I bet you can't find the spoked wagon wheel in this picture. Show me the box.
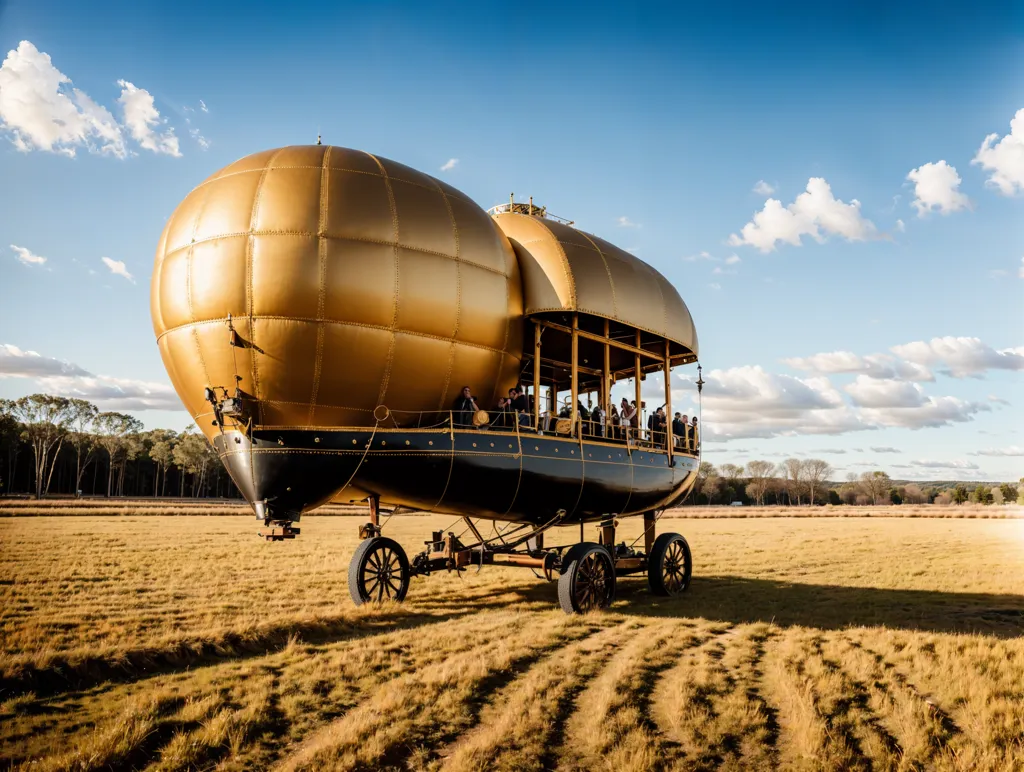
[647,532,692,596]
[558,543,616,614]
[348,537,410,606]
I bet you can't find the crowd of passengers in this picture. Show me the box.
[450,385,699,451]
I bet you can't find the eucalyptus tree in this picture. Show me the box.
[148,429,178,497]
[66,398,99,496]
[744,460,775,506]
[801,459,833,506]
[8,394,75,498]
[95,412,144,497]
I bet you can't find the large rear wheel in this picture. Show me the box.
[647,532,692,596]
[348,537,410,606]
[558,543,616,614]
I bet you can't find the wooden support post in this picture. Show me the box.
[600,518,616,548]
[571,312,579,436]
[533,320,541,431]
[603,319,611,438]
[368,494,379,528]
[634,330,642,442]
[643,511,656,555]
[664,338,673,462]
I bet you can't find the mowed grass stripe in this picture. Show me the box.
[275,612,613,772]
[431,619,640,771]
[556,620,714,771]
[4,607,556,770]
[650,623,779,771]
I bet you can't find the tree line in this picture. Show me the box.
[0,394,237,499]
[689,459,1022,506]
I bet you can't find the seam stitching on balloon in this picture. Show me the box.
[434,180,460,412]
[366,152,400,407]
[308,146,332,427]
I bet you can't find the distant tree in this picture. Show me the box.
[148,430,177,497]
[858,471,891,506]
[8,395,76,498]
[95,412,144,497]
[951,484,969,505]
[0,400,22,494]
[802,459,833,506]
[1018,478,1024,506]
[745,460,775,506]
[173,428,215,497]
[693,461,716,502]
[990,486,1004,505]
[933,492,952,506]
[66,399,99,496]
[828,489,842,505]
[998,483,1016,503]
[703,473,722,505]
[780,458,805,505]
[719,463,744,482]
[971,485,993,505]
[902,484,926,505]
[889,487,902,505]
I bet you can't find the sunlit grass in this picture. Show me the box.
[1,513,1022,770]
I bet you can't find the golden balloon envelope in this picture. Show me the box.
[151,146,524,439]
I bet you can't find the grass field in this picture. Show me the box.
[2,513,1023,770]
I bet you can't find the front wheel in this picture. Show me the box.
[647,532,692,596]
[558,543,616,614]
[348,537,410,606]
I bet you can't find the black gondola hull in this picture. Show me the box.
[215,428,698,525]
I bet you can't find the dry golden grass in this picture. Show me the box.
[4,498,1021,519]
[1,514,1023,770]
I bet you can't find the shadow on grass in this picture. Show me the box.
[603,575,1024,639]
[0,605,480,701]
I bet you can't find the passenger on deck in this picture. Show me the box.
[510,387,530,427]
[591,403,605,437]
[673,412,688,449]
[452,386,479,427]
[650,406,667,446]
[497,387,517,428]
[609,403,620,439]
[621,399,637,441]
[691,416,699,449]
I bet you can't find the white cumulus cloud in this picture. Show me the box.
[910,459,979,470]
[973,107,1024,195]
[752,180,775,196]
[0,344,91,378]
[117,80,180,156]
[440,158,458,171]
[970,446,1024,457]
[906,160,970,216]
[724,254,741,265]
[101,256,134,283]
[890,336,1024,378]
[10,244,47,266]
[728,177,877,252]
[695,366,867,441]
[0,343,179,410]
[845,376,928,408]
[858,396,988,430]
[783,351,933,381]
[0,40,126,157]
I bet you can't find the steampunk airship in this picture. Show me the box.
[151,145,701,613]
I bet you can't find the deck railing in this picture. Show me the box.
[370,408,699,454]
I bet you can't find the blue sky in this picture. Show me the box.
[0,0,1021,481]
